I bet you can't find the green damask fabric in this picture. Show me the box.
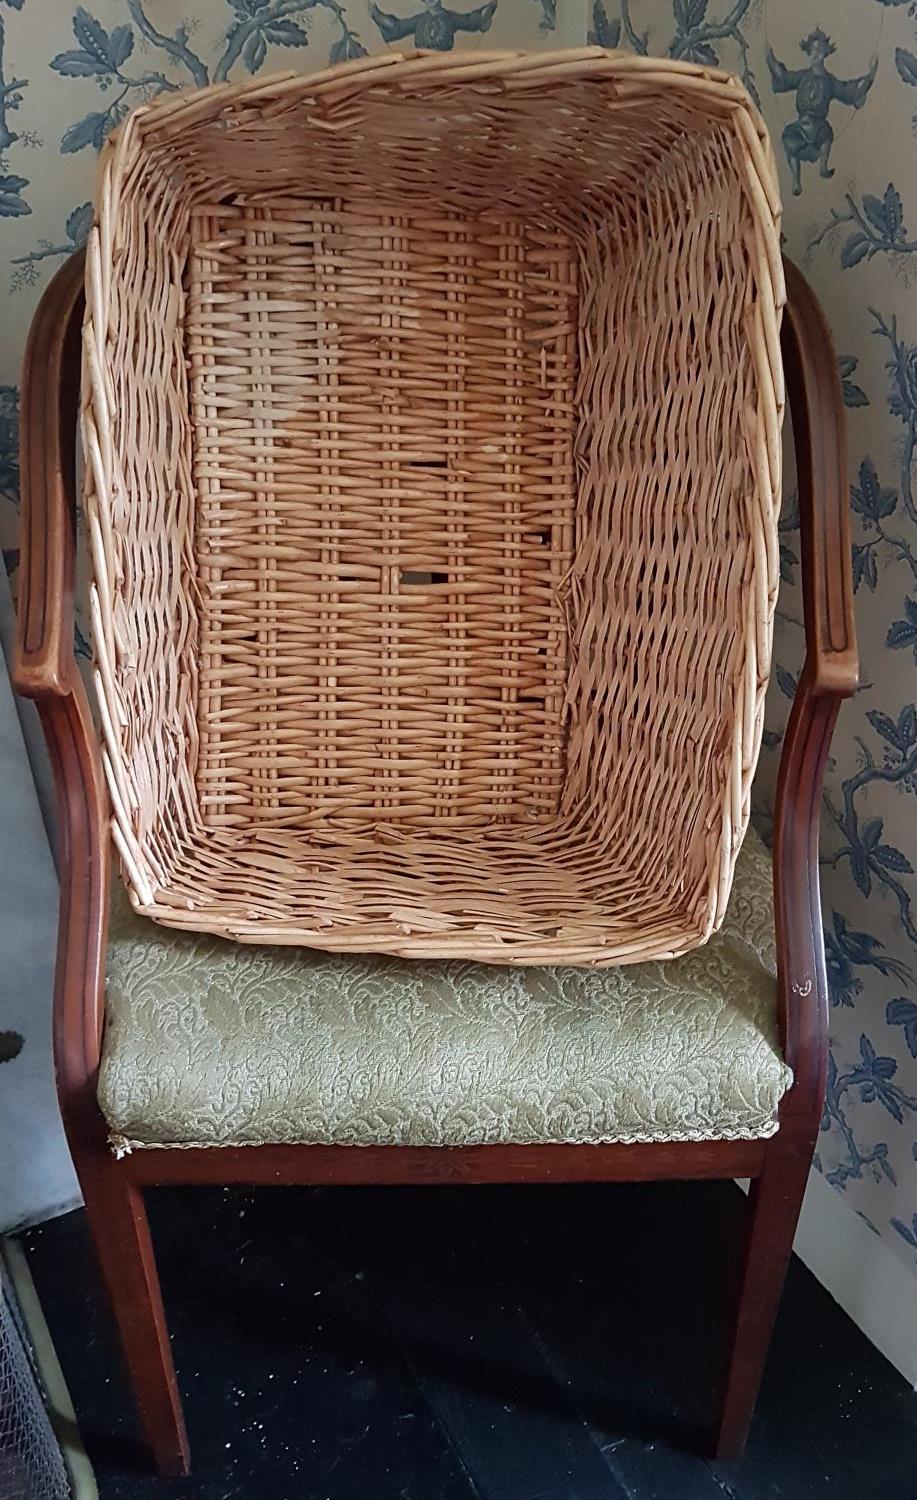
[98,831,791,1150]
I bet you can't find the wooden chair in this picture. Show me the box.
[14,248,856,1478]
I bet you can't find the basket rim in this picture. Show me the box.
[100,46,775,179]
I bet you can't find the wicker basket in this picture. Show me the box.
[83,47,783,964]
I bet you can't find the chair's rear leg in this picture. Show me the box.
[81,1161,190,1476]
[714,1132,813,1461]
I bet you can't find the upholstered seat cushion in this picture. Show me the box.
[98,831,791,1151]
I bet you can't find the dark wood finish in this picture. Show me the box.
[14,253,857,1476]
[714,261,859,1461]
[780,259,858,698]
[16,250,86,700]
[776,262,858,1107]
[13,249,109,1145]
[715,1128,816,1460]
[123,1139,768,1187]
[79,1165,189,1475]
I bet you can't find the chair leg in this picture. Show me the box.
[714,1133,813,1461]
[81,1161,190,1476]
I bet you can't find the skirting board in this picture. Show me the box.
[740,1170,917,1387]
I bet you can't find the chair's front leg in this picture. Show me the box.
[80,1154,189,1477]
[714,1125,814,1460]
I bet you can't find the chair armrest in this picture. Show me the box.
[14,250,85,701]
[774,258,859,1121]
[780,257,858,700]
[12,249,109,1143]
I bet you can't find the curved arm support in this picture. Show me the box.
[775,258,858,1123]
[12,250,109,1145]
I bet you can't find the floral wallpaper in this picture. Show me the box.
[0,1,915,1281]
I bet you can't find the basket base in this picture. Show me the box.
[185,197,579,834]
[129,819,714,966]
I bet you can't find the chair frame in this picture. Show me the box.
[14,249,857,1477]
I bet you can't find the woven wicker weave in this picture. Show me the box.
[83,47,784,964]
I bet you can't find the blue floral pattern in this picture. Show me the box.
[0,0,915,1285]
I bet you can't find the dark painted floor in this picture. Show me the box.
[21,1181,917,1500]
